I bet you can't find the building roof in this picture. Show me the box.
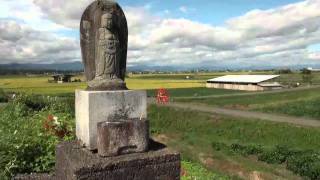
[207,75,280,84]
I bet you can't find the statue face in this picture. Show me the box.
[101,14,113,29]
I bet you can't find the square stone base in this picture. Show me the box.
[75,90,147,150]
[97,120,149,157]
[55,140,180,180]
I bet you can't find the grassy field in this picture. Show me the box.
[149,105,320,179]
[0,75,245,98]
[278,72,320,85]
[255,98,320,119]
[2,73,320,120]
[1,72,320,95]
[147,87,244,98]
[2,94,319,179]
[0,75,202,94]
[1,72,320,179]
[0,94,231,179]
[177,86,320,119]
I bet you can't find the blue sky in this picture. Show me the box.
[0,0,319,69]
[118,0,303,25]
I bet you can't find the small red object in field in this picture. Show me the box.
[43,115,54,131]
[156,88,170,104]
[43,114,69,139]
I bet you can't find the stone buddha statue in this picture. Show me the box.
[80,1,128,91]
[95,13,121,81]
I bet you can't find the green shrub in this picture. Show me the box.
[0,89,8,103]
[211,142,320,179]
[0,94,75,178]
[212,142,263,156]
[258,145,293,164]
[211,142,228,151]
[287,151,320,180]
[230,143,263,156]
[13,94,74,113]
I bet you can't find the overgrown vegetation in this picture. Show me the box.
[1,92,320,179]
[301,68,315,85]
[0,94,75,179]
[0,95,225,179]
[0,88,8,103]
[212,143,320,179]
[149,105,320,179]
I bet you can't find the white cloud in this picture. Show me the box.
[1,0,320,68]
[227,0,320,39]
[178,6,196,14]
[122,0,320,67]
[309,52,320,60]
[179,6,188,13]
[33,0,92,29]
[0,0,67,31]
[0,19,79,64]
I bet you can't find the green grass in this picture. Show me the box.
[2,94,319,179]
[256,97,320,119]
[181,161,229,180]
[0,94,231,179]
[147,87,244,98]
[0,95,75,179]
[278,72,320,85]
[149,105,320,178]
[0,75,86,95]
[2,72,320,97]
[176,86,320,119]
[0,75,245,98]
[0,89,8,103]
[149,105,320,150]
[177,86,320,109]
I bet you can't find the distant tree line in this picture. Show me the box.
[275,69,293,74]
[0,68,83,75]
[301,68,314,85]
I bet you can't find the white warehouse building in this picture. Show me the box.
[206,75,283,91]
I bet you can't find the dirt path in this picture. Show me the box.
[156,102,320,128]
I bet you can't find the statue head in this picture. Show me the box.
[101,13,113,29]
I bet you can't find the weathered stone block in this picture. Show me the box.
[55,141,181,180]
[97,119,149,157]
[75,90,147,150]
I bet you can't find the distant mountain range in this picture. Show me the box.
[0,62,84,71]
[0,62,320,72]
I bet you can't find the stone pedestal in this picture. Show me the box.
[75,90,147,150]
[97,120,149,157]
[55,141,181,180]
